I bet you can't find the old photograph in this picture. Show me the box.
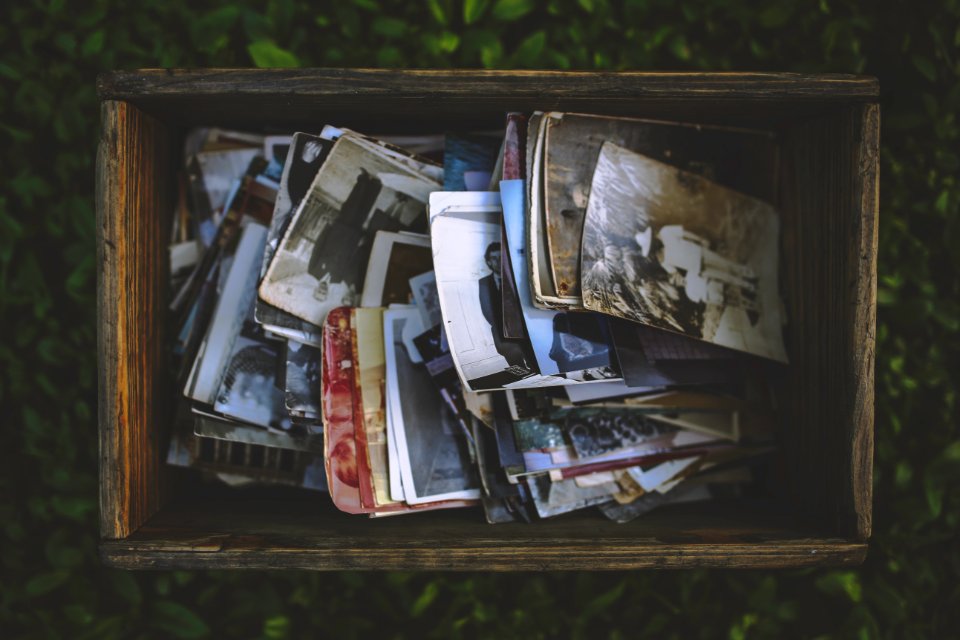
[284,340,322,418]
[409,270,442,329]
[184,222,268,406]
[429,194,543,391]
[384,307,481,504]
[353,307,395,508]
[580,142,789,362]
[359,231,432,307]
[559,408,680,459]
[542,112,778,299]
[193,409,323,453]
[213,329,288,431]
[255,132,334,343]
[259,135,440,327]
[501,179,620,378]
[610,319,745,389]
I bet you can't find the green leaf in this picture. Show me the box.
[427,0,449,24]
[263,615,290,639]
[411,582,439,617]
[151,601,210,639]
[912,54,937,82]
[81,30,105,56]
[463,0,490,24]
[669,34,692,61]
[26,570,70,597]
[815,571,862,602]
[512,30,545,65]
[492,0,534,21]
[247,41,300,68]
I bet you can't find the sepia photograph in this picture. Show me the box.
[260,135,440,327]
[384,307,481,504]
[581,142,788,362]
[542,112,778,299]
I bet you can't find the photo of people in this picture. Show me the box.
[259,134,440,327]
[580,142,788,362]
[430,203,545,391]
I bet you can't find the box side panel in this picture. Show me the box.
[97,100,173,539]
[779,104,878,541]
[99,497,867,570]
[95,70,879,131]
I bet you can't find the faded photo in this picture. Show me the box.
[431,209,540,391]
[213,289,291,431]
[255,132,334,339]
[409,270,442,329]
[359,231,432,307]
[284,340,322,417]
[385,309,481,503]
[259,135,440,327]
[542,112,778,298]
[559,409,677,459]
[580,142,788,362]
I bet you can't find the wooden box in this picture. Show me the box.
[97,69,878,570]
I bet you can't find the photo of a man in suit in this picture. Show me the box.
[478,242,530,370]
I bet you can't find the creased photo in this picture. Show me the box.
[580,143,788,362]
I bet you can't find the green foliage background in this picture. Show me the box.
[1,0,958,637]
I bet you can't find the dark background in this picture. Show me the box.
[1,0,958,637]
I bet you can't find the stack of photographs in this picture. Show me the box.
[164,112,790,523]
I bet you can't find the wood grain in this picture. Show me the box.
[778,104,878,541]
[99,495,867,570]
[96,70,878,567]
[95,70,879,131]
[98,69,879,101]
[97,100,173,539]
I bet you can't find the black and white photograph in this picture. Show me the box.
[525,474,618,519]
[284,340,322,418]
[580,142,789,362]
[359,231,432,307]
[184,221,268,406]
[429,193,546,391]
[254,132,334,343]
[384,307,481,504]
[541,112,778,299]
[501,179,621,380]
[259,134,440,327]
[409,270,442,329]
[213,329,289,431]
[193,410,323,453]
[560,409,679,459]
[609,319,745,389]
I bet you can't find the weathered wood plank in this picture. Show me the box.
[98,496,867,570]
[97,100,173,539]
[846,103,879,540]
[778,103,878,541]
[96,70,877,567]
[100,540,867,570]
[98,69,879,101]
